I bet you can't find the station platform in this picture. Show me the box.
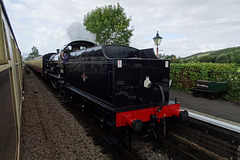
[169,90,240,124]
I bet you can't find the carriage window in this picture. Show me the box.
[3,21,10,61]
[0,19,7,64]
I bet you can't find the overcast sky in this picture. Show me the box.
[4,0,240,58]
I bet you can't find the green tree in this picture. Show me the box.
[164,54,179,62]
[192,56,199,62]
[83,3,133,45]
[198,55,215,63]
[216,54,229,63]
[235,54,240,63]
[25,46,40,60]
[158,53,166,59]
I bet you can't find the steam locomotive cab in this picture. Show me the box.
[43,41,96,89]
[49,53,62,74]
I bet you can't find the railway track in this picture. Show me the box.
[159,111,240,160]
[51,93,240,159]
[105,112,240,160]
[60,97,240,159]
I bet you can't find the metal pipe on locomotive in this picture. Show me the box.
[26,40,188,137]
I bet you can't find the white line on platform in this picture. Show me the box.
[181,108,240,133]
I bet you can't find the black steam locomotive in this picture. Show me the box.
[26,40,188,137]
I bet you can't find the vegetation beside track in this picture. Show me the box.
[170,62,240,102]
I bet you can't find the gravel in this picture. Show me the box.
[20,67,112,160]
[132,138,169,160]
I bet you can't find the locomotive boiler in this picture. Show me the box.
[26,40,188,136]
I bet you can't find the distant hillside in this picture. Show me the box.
[181,46,240,63]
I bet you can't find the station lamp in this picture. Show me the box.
[153,31,162,57]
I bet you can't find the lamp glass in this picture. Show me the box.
[153,32,162,46]
[154,38,162,46]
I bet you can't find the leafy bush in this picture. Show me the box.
[170,62,240,102]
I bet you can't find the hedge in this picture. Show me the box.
[170,62,240,102]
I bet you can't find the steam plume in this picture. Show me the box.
[67,22,96,43]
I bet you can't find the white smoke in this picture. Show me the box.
[67,22,96,43]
